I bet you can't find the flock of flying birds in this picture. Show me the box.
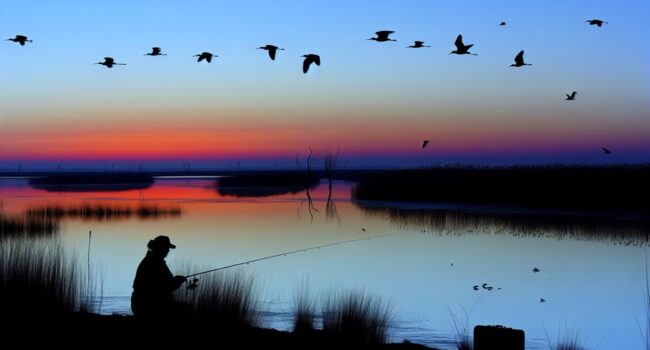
[5,18,613,154]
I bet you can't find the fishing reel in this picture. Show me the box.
[186,277,200,291]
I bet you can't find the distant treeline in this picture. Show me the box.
[29,173,154,192]
[351,164,650,214]
[217,171,320,197]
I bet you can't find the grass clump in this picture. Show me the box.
[176,267,261,329]
[321,288,393,344]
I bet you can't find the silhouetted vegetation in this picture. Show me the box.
[175,268,261,328]
[546,327,587,350]
[293,278,318,334]
[25,204,182,221]
[357,205,650,246]
[449,308,472,350]
[352,165,650,214]
[0,236,100,318]
[29,173,154,192]
[322,289,393,344]
[217,171,319,197]
[0,213,60,237]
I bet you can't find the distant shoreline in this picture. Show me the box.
[2,164,648,214]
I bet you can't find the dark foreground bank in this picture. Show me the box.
[7,312,435,349]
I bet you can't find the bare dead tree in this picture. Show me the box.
[295,146,318,223]
[324,148,339,192]
[324,148,340,224]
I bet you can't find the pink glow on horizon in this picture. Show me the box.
[1,115,649,162]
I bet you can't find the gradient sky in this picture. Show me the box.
[1,0,649,169]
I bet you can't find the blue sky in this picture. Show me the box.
[1,0,649,169]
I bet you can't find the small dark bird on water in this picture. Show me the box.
[540,298,546,303]
[565,91,577,100]
[450,35,477,55]
[602,147,612,154]
[361,228,366,232]
[533,267,540,273]
[145,47,166,56]
[368,31,396,42]
[194,52,217,63]
[302,54,320,74]
[5,35,32,46]
[500,21,507,26]
[407,41,430,48]
[422,140,430,149]
[94,57,126,68]
[258,44,284,61]
[510,50,531,67]
[586,19,608,27]
[473,285,479,291]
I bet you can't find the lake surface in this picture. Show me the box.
[0,177,647,349]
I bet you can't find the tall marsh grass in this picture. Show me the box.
[0,236,101,317]
[175,266,261,328]
[546,326,587,350]
[449,307,472,350]
[293,277,317,333]
[321,288,393,344]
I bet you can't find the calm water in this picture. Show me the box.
[0,177,648,349]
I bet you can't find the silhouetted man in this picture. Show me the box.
[131,235,189,319]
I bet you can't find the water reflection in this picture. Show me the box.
[0,213,60,237]
[355,202,650,246]
[1,204,182,237]
[25,204,182,221]
[1,178,647,349]
[216,173,319,198]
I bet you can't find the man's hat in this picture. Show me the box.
[149,235,176,249]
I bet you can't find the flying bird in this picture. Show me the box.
[586,19,608,27]
[258,44,284,61]
[602,147,612,154]
[500,21,507,26]
[194,52,217,63]
[302,54,320,74]
[421,140,430,149]
[145,47,166,56]
[5,35,32,46]
[565,91,577,100]
[368,31,396,42]
[450,35,477,55]
[510,50,531,67]
[407,41,430,48]
[533,267,540,273]
[94,57,126,68]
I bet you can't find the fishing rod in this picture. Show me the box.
[184,232,403,279]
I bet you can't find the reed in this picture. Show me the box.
[321,288,393,344]
[176,266,261,328]
[293,277,317,333]
[0,236,101,317]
